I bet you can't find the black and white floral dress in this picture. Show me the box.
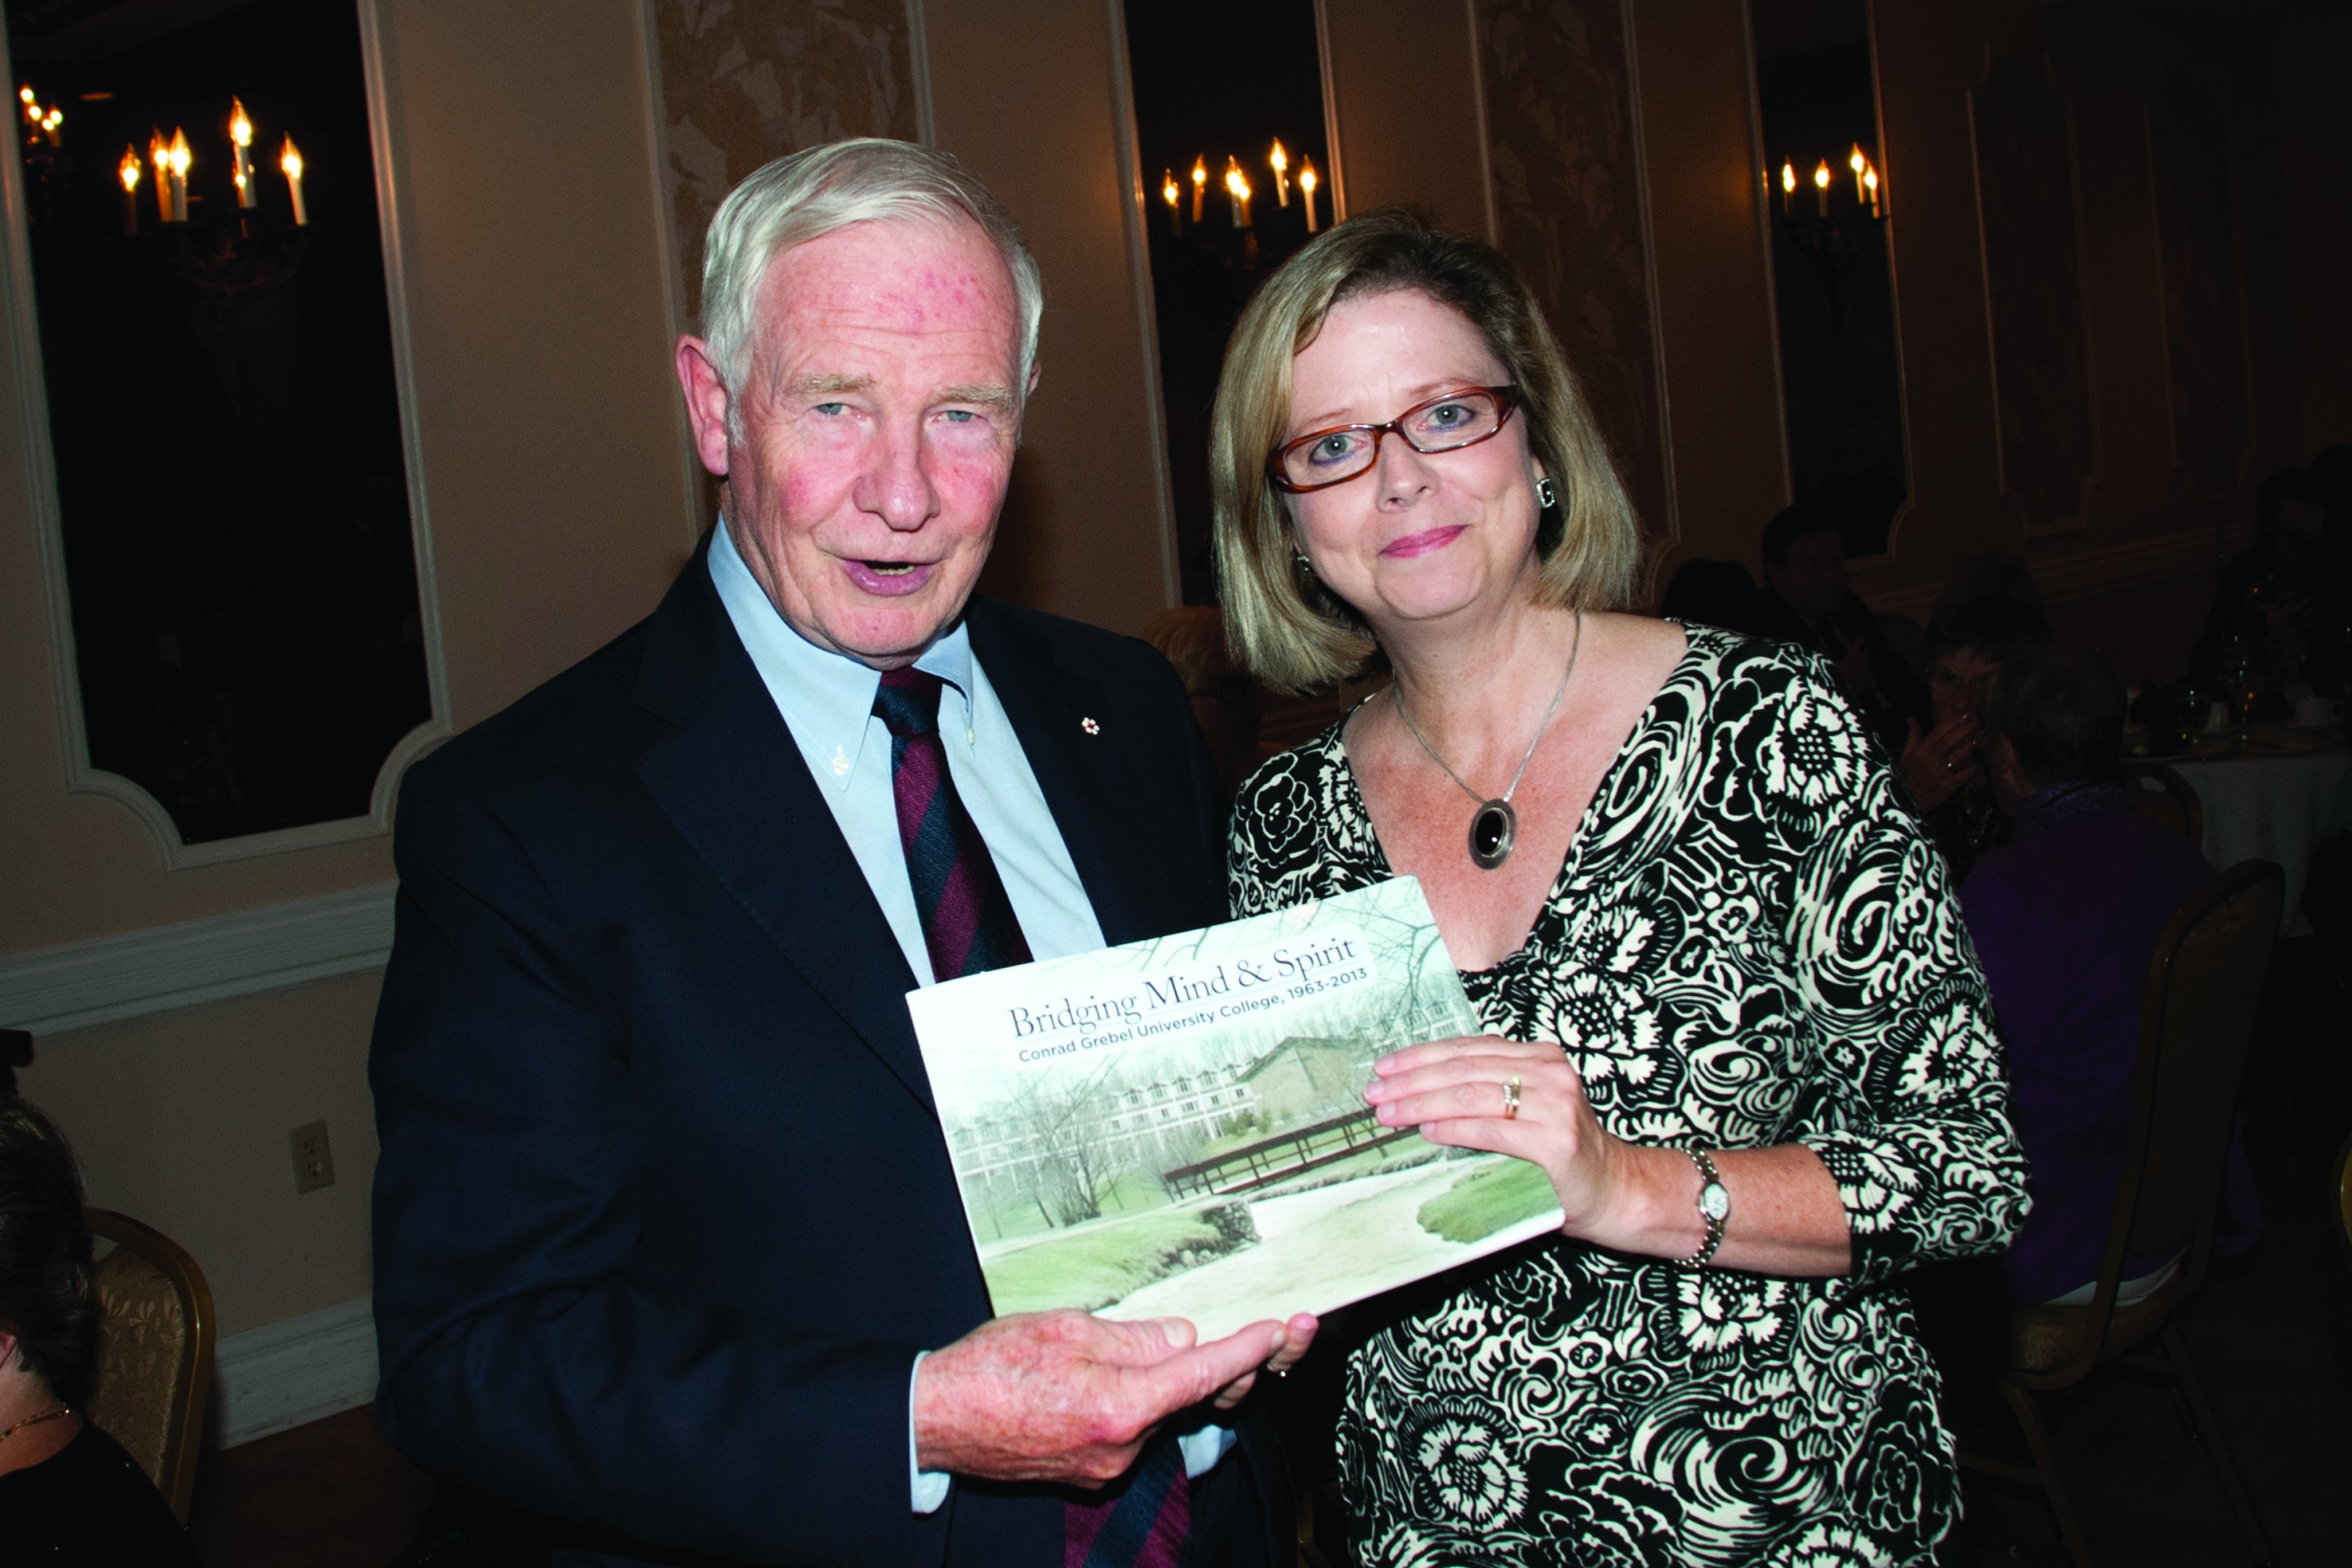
[1228,628,2029,1567]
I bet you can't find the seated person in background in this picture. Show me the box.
[1959,647,2213,1305]
[2190,448,2352,706]
[1656,556,1762,635]
[1750,502,1927,753]
[0,1097,198,1566]
[1897,594,2053,882]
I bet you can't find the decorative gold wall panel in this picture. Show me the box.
[2148,69,2251,495]
[652,0,920,321]
[1475,0,1669,540]
[1969,53,2098,535]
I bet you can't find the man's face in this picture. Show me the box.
[678,215,1028,669]
[1766,528,1848,620]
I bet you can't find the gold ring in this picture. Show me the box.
[1501,1075,1523,1120]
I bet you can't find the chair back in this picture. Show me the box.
[83,1208,215,1523]
[2335,1133,2352,1268]
[2122,761,2203,855]
[2095,862,2280,1321]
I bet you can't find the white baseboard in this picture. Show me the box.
[0,881,397,1037]
[209,1294,378,1449]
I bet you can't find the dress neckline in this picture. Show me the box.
[1329,622,1708,977]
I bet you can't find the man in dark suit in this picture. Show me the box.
[369,140,1311,1568]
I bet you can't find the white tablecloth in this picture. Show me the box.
[2170,749,2352,934]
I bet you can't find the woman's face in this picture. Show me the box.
[1929,645,1999,726]
[1283,289,1546,636]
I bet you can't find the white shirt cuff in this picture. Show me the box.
[909,1352,1231,1512]
[909,1351,950,1514]
[1178,1423,1236,1479]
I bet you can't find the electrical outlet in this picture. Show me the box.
[289,1120,335,1193]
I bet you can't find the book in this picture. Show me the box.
[906,877,1565,1341]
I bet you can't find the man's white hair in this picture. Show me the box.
[699,138,1044,432]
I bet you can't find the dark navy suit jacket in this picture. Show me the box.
[368,538,1239,1566]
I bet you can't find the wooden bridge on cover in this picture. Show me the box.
[1161,1109,1413,1200]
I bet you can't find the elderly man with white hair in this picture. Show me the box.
[368,140,1312,1568]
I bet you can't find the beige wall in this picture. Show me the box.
[1627,0,1787,572]
[21,973,384,1338]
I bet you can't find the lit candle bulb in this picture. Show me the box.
[119,146,141,235]
[149,131,170,223]
[19,85,37,126]
[280,135,307,225]
[1864,164,1880,217]
[42,106,61,147]
[1299,158,1319,233]
[230,98,256,209]
[1189,157,1206,225]
[1269,138,1290,208]
[1780,160,1795,216]
[1813,159,1831,218]
[167,127,191,222]
[1161,168,1182,235]
[1849,143,1867,203]
[1225,158,1250,227]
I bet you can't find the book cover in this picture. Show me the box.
[906,877,1565,1340]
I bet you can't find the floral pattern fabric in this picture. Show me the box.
[1228,628,2029,1566]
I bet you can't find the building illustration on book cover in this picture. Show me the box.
[907,878,1566,1340]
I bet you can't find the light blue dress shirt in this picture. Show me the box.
[707,521,1233,1512]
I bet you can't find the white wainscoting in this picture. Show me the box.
[210,1295,379,1449]
[0,881,397,1037]
[1861,523,2223,625]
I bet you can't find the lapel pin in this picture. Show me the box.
[829,746,851,777]
[1081,717,1101,735]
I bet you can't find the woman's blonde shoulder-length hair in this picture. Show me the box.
[1211,208,1643,692]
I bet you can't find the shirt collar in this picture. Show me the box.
[708,516,973,790]
[2011,778,2129,841]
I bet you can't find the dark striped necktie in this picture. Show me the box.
[1066,1434,1190,1568]
[873,668,1033,981]
[872,670,1189,1566]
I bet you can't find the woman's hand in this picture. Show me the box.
[1367,1036,1855,1274]
[1898,713,1984,811]
[1366,1036,1632,1239]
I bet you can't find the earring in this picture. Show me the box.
[1536,476,1559,510]
[1294,550,1314,573]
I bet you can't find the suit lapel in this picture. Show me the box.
[967,601,1144,946]
[633,547,936,1113]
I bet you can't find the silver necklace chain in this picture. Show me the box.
[1392,612,1583,811]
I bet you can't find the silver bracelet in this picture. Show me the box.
[1688,1149,1729,1267]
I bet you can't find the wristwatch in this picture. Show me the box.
[1688,1149,1730,1266]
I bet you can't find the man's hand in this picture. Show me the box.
[913,1309,1316,1486]
[1899,713,1983,811]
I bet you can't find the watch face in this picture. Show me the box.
[1700,1182,1731,1222]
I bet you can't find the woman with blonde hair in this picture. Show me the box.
[1215,209,2027,1565]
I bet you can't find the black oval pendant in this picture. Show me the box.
[1469,800,1516,870]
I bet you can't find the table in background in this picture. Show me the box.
[2169,728,2352,934]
